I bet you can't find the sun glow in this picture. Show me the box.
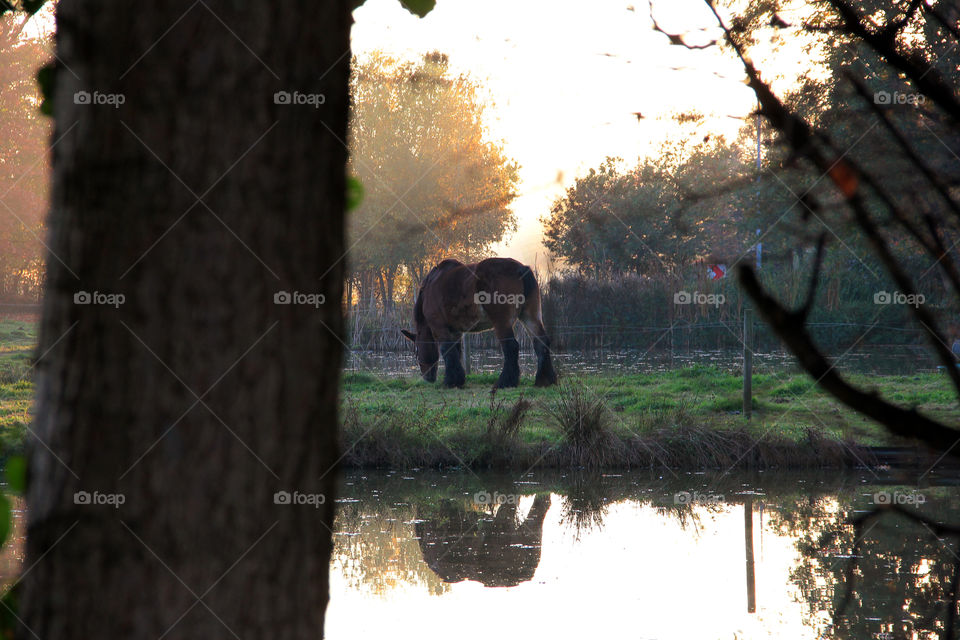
[350,0,824,266]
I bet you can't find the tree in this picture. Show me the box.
[0,8,52,300]
[347,51,519,310]
[19,1,351,638]
[678,0,960,632]
[541,138,756,280]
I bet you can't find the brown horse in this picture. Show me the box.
[401,257,557,388]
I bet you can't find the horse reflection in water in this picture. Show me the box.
[415,494,551,587]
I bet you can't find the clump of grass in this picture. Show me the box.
[651,423,746,468]
[637,393,699,432]
[547,380,623,468]
[340,396,477,468]
[485,394,531,446]
[0,354,32,385]
[471,394,534,467]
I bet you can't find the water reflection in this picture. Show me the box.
[416,494,551,587]
[328,470,960,640]
[769,484,960,640]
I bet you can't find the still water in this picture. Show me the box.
[327,469,960,640]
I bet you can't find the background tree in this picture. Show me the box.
[347,51,519,310]
[659,0,960,632]
[0,7,51,301]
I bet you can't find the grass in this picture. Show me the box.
[0,317,38,453]
[0,315,956,468]
[341,364,960,469]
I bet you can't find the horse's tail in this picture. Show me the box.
[520,264,539,301]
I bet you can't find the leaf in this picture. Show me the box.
[5,457,25,495]
[0,496,11,549]
[399,0,435,18]
[0,584,18,639]
[346,176,364,212]
[827,159,858,198]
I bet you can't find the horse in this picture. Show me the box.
[401,257,558,388]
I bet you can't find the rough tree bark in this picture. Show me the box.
[21,1,351,638]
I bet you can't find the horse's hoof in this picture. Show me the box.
[443,375,466,389]
[534,374,557,387]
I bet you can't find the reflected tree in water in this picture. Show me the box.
[770,490,960,638]
[334,501,450,597]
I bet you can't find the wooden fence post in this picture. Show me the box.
[743,308,753,419]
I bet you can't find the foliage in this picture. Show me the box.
[347,51,520,309]
[0,9,51,301]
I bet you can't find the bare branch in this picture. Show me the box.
[740,263,960,453]
[648,0,716,50]
[829,0,960,127]
[704,0,960,407]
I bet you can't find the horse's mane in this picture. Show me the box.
[413,284,426,327]
[414,259,463,329]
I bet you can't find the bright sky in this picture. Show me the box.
[326,496,828,639]
[21,0,816,268]
[350,0,780,268]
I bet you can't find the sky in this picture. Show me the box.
[19,0,814,269]
[326,496,826,639]
[350,0,784,268]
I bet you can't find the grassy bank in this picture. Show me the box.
[0,315,955,470]
[341,367,960,470]
[0,318,36,454]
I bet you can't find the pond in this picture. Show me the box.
[327,468,960,640]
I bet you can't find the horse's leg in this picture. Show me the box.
[438,333,466,388]
[521,316,557,387]
[495,324,521,389]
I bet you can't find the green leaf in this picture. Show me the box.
[0,495,11,549]
[0,584,18,638]
[399,0,435,18]
[346,176,364,212]
[36,63,55,117]
[5,457,25,495]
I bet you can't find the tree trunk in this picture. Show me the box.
[22,2,351,638]
[384,265,396,313]
[376,269,388,312]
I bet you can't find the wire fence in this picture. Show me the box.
[344,313,935,378]
[348,314,929,354]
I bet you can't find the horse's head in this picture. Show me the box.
[401,328,439,382]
